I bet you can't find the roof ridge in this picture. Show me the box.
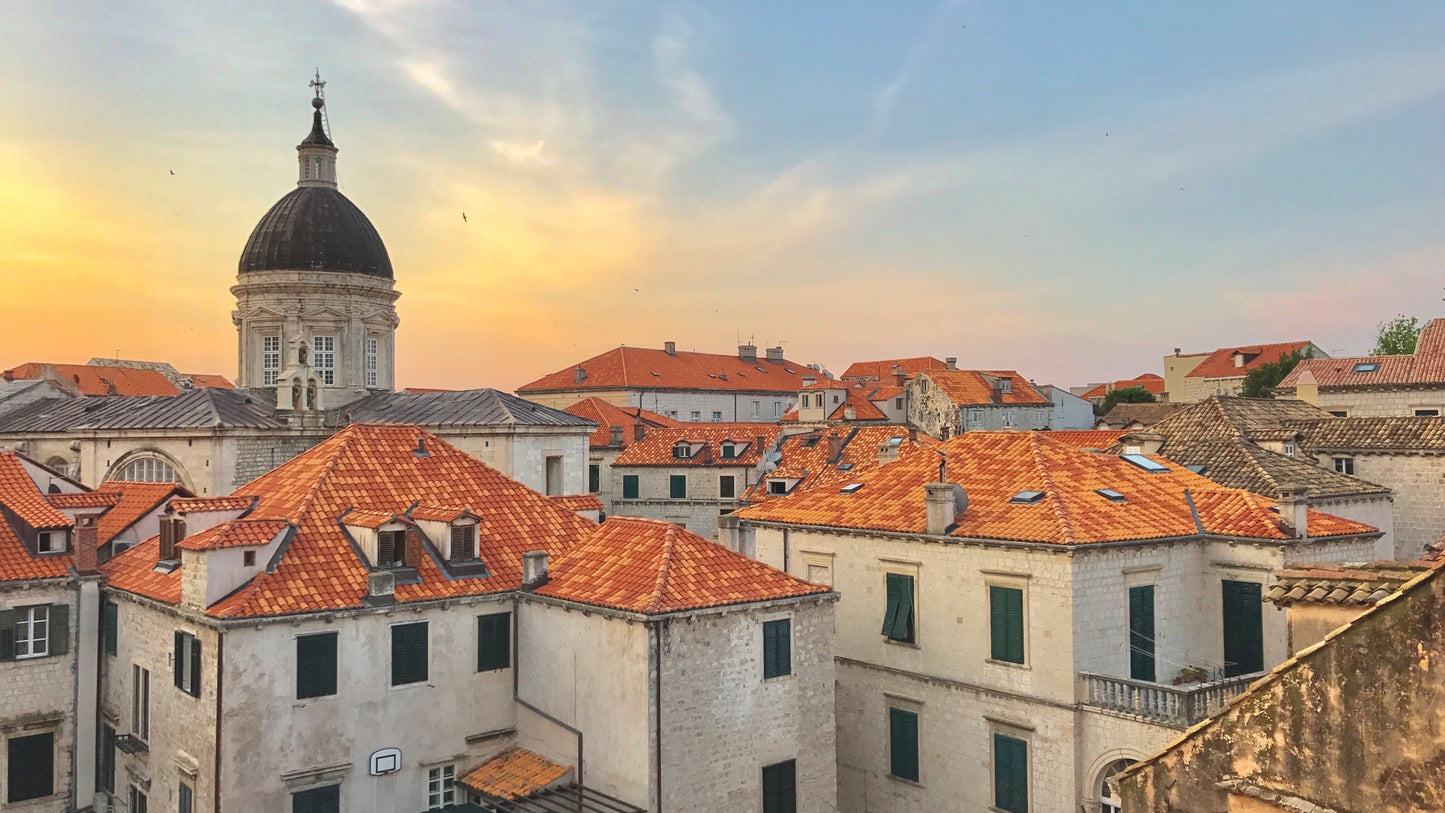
[1029,434,1077,544]
[645,522,680,613]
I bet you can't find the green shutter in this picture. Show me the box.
[588,465,600,493]
[103,601,118,656]
[292,784,340,813]
[762,760,796,813]
[391,622,428,686]
[99,723,116,793]
[174,631,185,690]
[0,608,15,661]
[889,707,919,781]
[763,619,790,679]
[882,573,914,642]
[297,632,338,699]
[1222,580,1263,677]
[7,731,54,802]
[48,603,69,657]
[477,613,511,672]
[178,783,193,813]
[993,733,1028,812]
[990,586,1025,663]
[1129,585,1156,682]
[670,474,687,499]
[190,635,202,696]
[623,475,639,499]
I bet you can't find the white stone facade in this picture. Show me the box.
[609,464,761,539]
[1286,387,1445,417]
[907,378,1053,438]
[1311,450,1445,559]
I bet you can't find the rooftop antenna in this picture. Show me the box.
[309,68,331,140]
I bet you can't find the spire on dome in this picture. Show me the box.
[302,69,334,148]
[297,71,338,188]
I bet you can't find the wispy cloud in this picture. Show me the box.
[873,0,967,133]
[489,139,552,165]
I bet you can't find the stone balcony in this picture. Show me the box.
[1078,671,1265,728]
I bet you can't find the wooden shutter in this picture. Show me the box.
[990,586,1024,663]
[292,785,340,813]
[993,733,1028,813]
[763,619,791,679]
[296,633,338,699]
[623,475,639,499]
[391,622,428,686]
[888,707,919,781]
[1222,580,1264,677]
[450,525,475,561]
[189,634,202,696]
[670,475,687,499]
[6,731,54,803]
[103,600,118,656]
[1129,585,1156,682]
[174,631,185,690]
[477,613,511,672]
[48,603,69,657]
[762,760,796,813]
[0,608,15,661]
[178,783,193,813]
[99,723,116,793]
[883,573,913,640]
[377,532,395,568]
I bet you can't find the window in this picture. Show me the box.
[1002,410,1015,427]
[999,379,1012,393]
[801,395,810,408]
[291,784,339,813]
[968,409,982,422]
[365,337,379,388]
[832,395,840,405]
[993,733,1029,812]
[1329,410,1348,417]
[622,475,639,499]
[131,665,150,741]
[1097,758,1135,813]
[881,573,915,644]
[313,336,336,385]
[672,443,693,460]
[36,530,64,554]
[690,411,701,421]
[117,456,180,483]
[1129,585,1156,682]
[1009,491,1045,505]
[1352,362,1380,373]
[179,781,194,813]
[719,475,736,499]
[721,443,736,459]
[450,524,476,560]
[1282,442,1296,457]
[244,550,257,567]
[427,765,456,809]
[99,723,116,793]
[989,585,1025,664]
[1333,457,1354,475]
[774,401,782,418]
[263,335,281,386]
[712,411,723,422]
[1416,409,1440,417]
[1095,489,1126,503]
[1222,580,1263,677]
[1121,453,1169,473]
[477,612,511,672]
[174,630,202,697]
[761,760,796,813]
[888,707,919,782]
[588,465,600,493]
[895,397,904,410]
[377,530,407,569]
[670,474,687,499]
[129,784,149,813]
[763,619,791,679]
[768,480,788,496]
[7,731,53,802]
[297,632,338,699]
[545,456,563,496]
[15,605,50,659]
[391,622,428,686]
[752,400,760,418]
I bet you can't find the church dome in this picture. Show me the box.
[238,186,393,278]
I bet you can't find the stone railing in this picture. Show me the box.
[1078,671,1264,728]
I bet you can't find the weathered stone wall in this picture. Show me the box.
[1119,567,1445,813]
[609,464,760,539]
[905,375,961,438]
[232,433,327,486]
[0,580,78,813]
[1292,387,1445,418]
[1317,452,1445,559]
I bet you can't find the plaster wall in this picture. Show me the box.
[434,428,590,497]
[1307,494,1394,560]
[521,389,795,422]
[1163,353,1212,402]
[0,580,80,813]
[1049,387,1096,430]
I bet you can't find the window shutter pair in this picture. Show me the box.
[881,574,914,642]
[670,475,687,499]
[292,784,340,813]
[1222,580,1264,677]
[450,525,475,561]
[103,601,119,656]
[761,760,796,813]
[989,586,1025,663]
[476,613,511,672]
[296,632,338,699]
[391,622,429,686]
[173,631,201,696]
[993,733,1028,813]
[763,619,791,679]
[888,707,919,781]
[0,605,67,661]
[622,475,639,499]
[1129,585,1156,682]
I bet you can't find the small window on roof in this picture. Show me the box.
[768,480,789,495]
[1009,490,1045,504]
[1095,489,1127,503]
[1122,454,1169,473]
[673,443,693,459]
[1185,464,1209,475]
[837,462,855,471]
[840,483,865,494]
[801,436,820,449]
[1352,362,1380,373]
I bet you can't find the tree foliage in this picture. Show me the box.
[1373,315,1421,356]
[1097,385,1156,417]
[1240,349,1311,398]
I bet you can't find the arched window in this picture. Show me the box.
[314,157,323,178]
[44,457,71,478]
[1098,758,1136,813]
[116,456,181,484]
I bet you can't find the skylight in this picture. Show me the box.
[1352,362,1380,373]
[840,483,865,494]
[755,366,768,373]
[1122,454,1169,473]
[1185,464,1209,475]
[1095,488,1127,503]
[837,462,855,471]
[1009,490,1046,504]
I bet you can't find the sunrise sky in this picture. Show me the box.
[3,1,1444,390]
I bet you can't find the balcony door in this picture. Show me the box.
[1222,580,1263,677]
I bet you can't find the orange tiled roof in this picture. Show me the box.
[460,747,571,801]
[0,453,74,582]
[1280,322,1445,389]
[409,505,473,522]
[536,517,830,613]
[518,346,813,394]
[104,424,597,618]
[548,494,604,512]
[47,491,120,509]
[1080,375,1165,400]
[96,482,193,545]
[1184,341,1313,379]
[612,424,782,467]
[2,363,180,396]
[841,357,948,381]
[177,519,292,551]
[563,397,677,449]
[183,373,236,389]
[923,370,1049,406]
[734,431,1376,545]
[1044,430,1128,450]
[340,509,414,529]
[745,426,936,503]
[170,495,255,514]
[827,386,890,421]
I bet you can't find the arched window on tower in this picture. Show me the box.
[315,157,323,179]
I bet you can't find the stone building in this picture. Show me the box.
[563,397,677,507]
[96,423,834,813]
[1036,385,1096,430]
[726,431,1381,813]
[1163,341,1324,403]
[792,378,907,425]
[608,423,783,539]
[1277,317,1445,416]
[1119,560,1445,812]
[906,370,1052,438]
[742,425,936,506]
[517,342,810,422]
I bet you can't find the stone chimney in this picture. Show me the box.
[739,344,758,363]
[843,406,856,421]
[827,434,844,464]
[1295,369,1319,405]
[523,550,549,587]
[74,513,99,575]
[403,526,424,568]
[755,435,767,457]
[925,482,967,536]
[990,378,1005,405]
[1278,484,1309,540]
[610,426,624,446]
[717,513,742,553]
[766,346,785,363]
[664,341,677,356]
[1233,351,1246,368]
[878,440,900,466]
[946,357,957,370]
[574,367,587,383]
[634,422,647,443]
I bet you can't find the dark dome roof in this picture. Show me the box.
[239,186,392,278]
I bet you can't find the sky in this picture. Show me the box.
[2,1,1444,390]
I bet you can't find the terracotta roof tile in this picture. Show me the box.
[95,482,193,545]
[0,453,71,529]
[519,346,812,394]
[734,432,1377,544]
[0,452,74,582]
[921,370,1049,406]
[1293,416,1445,450]
[100,536,180,603]
[182,373,236,389]
[1044,430,1128,450]
[1081,375,1165,400]
[745,426,936,503]
[1184,341,1314,379]
[536,517,830,613]
[170,495,255,514]
[563,397,677,449]
[46,491,120,509]
[460,747,571,800]
[176,519,292,551]
[826,386,891,421]
[2,363,180,396]
[409,505,472,522]
[339,509,414,529]
[841,357,948,381]
[547,494,604,512]
[612,424,781,467]
[1280,319,1445,389]
[1263,560,1439,607]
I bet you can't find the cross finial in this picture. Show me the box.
[309,68,326,100]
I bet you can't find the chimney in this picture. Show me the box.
[802,374,817,386]
[739,344,758,363]
[634,422,647,443]
[574,367,587,383]
[717,513,742,553]
[74,513,99,575]
[1173,347,1182,355]
[610,426,624,446]
[878,440,900,466]
[403,526,424,568]
[664,341,677,356]
[1278,484,1309,540]
[755,435,766,457]
[843,406,857,421]
[925,482,967,536]
[990,379,1004,405]
[827,434,844,464]
[1295,369,1319,405]
[523,550,549,587]
[1232,352,1246,368]
[946,357,957,370]
[766,346,785,363]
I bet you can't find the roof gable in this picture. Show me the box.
[1185,341,1313,379]
[518,346,813,393]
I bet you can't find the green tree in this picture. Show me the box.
[1373,315,1421,356]
[1240,349,1311,398]
[1097,385,1156,417]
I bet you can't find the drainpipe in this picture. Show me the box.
[652,620,663,812]
[512,605,584,786]
[214,632,224,813]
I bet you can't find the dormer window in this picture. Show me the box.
[673,443,694,460]
[1283,443,1296,458]
[36,530,67,555]
[449,524,476,561]
[377,529,407,569]
[1000,380,1012,393]
[768,480,789,496]
[721,443,737,460]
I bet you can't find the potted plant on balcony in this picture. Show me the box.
[1172,666,1209,685]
